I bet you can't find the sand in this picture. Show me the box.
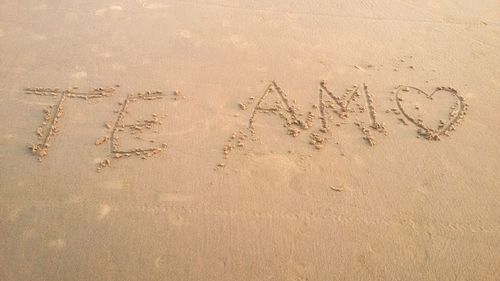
[1,0,499,280]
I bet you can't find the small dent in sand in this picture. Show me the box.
[8,208,23,222]
[31,34,47,41]
[158,193,192,202]
[112,63,126,71]
[95,8,107,16]
[72,71,88,79]
[33,4,48,10]
[143,3,171,9]
[101,179,127,190]
[329,185,346,192]
[154,255,166,268]
[176,29,193,39]
[95,6,123,16]
[22,228,38,239]
[66,194,81,204]
[354,64,366,71]
[48,239,66,249]
[100,52,112,58]
[3,133,15,140]
[227,34,252,49]
[255,66,268,72]
[98,203,112,219]
[167,213,185,226]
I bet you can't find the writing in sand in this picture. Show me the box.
[23,80,469,172]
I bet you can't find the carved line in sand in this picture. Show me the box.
[249,81,313,137]
[394,86,469,140]
[319,81,387,146]
[95,91,168,171]
[219,81,315,168]
[24,87,115,160]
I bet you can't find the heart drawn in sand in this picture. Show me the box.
[395,86,469,140]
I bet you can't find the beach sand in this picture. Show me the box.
[1,0,499,280]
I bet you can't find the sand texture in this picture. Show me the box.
[1,0,500,280]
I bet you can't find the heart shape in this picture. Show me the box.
[395,86,469,140]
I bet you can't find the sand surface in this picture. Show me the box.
[1,0,500,280]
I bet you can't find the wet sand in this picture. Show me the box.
[1,0,500,280]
